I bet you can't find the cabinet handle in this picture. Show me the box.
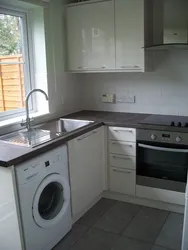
[101,66,106,69]
[77,131,97,141]
[112,142,133,147]
[113,129,133,133]
[112,168,132,174]
[77,66,87,69]
[113,155,131,160]
[120,66,140,69]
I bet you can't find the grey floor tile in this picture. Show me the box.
[70,228,118,250]
[123,207,169,243]
[155,212,184,250]
[93,201,141,234]
[77,198,116,227]
[111,236,152,250]
[53,224,89,250]
[152,246,171,250]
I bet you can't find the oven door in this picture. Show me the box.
[137,141,188,192]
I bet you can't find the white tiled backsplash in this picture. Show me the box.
[79,51,188,116]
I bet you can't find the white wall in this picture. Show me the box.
[80,50,188,116]
[29,6,49,114]
[43,0,81,116]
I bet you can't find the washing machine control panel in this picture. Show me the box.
[19,162,41,183]
[16,150,63,185]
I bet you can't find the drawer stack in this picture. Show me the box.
[108,127,136,196]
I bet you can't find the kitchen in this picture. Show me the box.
[0,0,188,250]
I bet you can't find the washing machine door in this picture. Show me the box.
[32,173,70,228]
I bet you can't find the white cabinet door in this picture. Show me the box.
[83,1,115,70]
[109,167,136,195]
[109,127,136,142]
[115,0,145,71]
[110,154,136,170]
[66,5,86,71]
[66,1,115,71]
[109,140,136,156]
[68,127,105,219]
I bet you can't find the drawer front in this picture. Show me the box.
[110,154,136,170]
[109,167,136,196]
[109,140,136,156]
[109,127,136,142]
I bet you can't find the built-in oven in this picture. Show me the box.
[136,129,188,193]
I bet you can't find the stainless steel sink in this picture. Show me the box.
[0,118,93,148]
[35,118,93,133]
[56,118,93,133]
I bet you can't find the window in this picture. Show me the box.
[0,7,32,120]
[0,1,49,124]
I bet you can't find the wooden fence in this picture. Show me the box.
[0,55,25,112]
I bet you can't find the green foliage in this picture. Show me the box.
[0,14,22,56]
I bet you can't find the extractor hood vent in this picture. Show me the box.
[144,0,188,50]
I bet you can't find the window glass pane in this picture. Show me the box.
[0,13,26,113]
[0,14,22,57]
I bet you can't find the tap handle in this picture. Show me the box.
[21,119,26,127]
[21,117,34,127]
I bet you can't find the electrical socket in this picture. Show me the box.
[116,95,135,103]
[102,94,116,103]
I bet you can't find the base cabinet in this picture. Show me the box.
[109,167,136,196]
[68,127,105,220]
[108,127,136,196]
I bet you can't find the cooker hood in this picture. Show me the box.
[145,0,188,50]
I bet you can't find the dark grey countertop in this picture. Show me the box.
[65,110,149,127]
[66,110,188,132]
[1,110,188,168]
[0,120,102,168]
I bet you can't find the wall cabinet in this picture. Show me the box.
[115,0,145,71]
[68,127,105,220]
[66,1,115,71]
[66,4,84,71]
[66,0,147,72]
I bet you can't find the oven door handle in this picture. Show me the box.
[138,143,188,153]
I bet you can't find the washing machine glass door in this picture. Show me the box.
[32,173,70,228]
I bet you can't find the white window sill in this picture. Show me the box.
[0,111,49,128]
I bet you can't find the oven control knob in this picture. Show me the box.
[176,136,182,143]
[151,134,156,140]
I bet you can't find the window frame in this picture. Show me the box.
[0,5,35,121]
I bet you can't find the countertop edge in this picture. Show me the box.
[0,122,103,168]
[3,110,188,168]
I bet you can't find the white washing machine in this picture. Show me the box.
[15,145,72,250]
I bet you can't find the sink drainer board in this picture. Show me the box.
[0,129,55,148]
